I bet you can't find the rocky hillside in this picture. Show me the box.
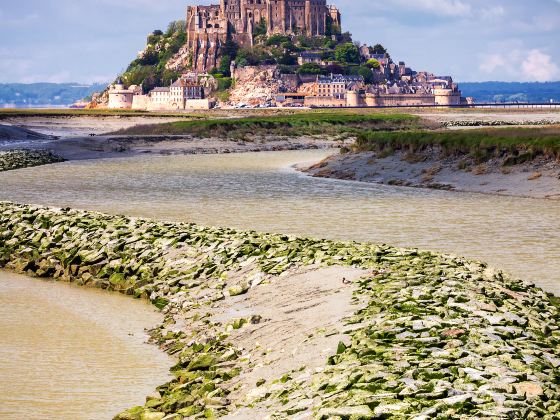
[119,21,187,93]
[228,66,287,106]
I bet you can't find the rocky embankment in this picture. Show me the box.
[0,150,65,172]
[1,202,560,419]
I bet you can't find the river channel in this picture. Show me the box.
[1,149,558,295]
[0,272,173,420]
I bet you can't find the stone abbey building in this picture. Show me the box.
[186,0,341,71]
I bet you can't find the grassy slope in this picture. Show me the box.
[355,126,560,162]
[112,112,422,137]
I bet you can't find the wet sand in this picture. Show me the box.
[301,151,560,200]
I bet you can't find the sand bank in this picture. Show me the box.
[301,151,560,199]
[2,202,560,418]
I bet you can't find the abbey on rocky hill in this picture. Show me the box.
[186,0,341,71]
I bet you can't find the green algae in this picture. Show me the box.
[0,149,65,172]
[1,201,559,419]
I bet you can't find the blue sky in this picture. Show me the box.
[1,0,559,83]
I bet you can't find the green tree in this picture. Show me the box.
[142,71,161,92]
[222,35,239,59]
[366,58,381,69]
[356,66,374,84]
[281,40,296,52]
[335,43,360,64]
[325,15,341,37]
[218,55,232,76]
[138,49,159,66]
[325,62,345,75]
[339,32,353,44]
[217,77,233,91]
[266,34,290,46]
[321,50,336,61]
[279,50,296,65]
[297,62,323,75]
[253,18,267,37]
[166,21,185,36]
[161,69,180,86]
[370,44,389,56]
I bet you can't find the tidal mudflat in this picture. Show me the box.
[1,112,559,418]
[1,202,560,418]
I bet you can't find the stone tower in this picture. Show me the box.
[186,0,341,71]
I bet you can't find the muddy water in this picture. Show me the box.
[0,271,173,420]
[1,150,559,297]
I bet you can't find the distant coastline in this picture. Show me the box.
[2,81,560,110]
[0,82,107,109]
[459,81,560,104]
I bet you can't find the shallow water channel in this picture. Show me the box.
[1,149,559,295]
[0,271,173,420]
[1,149,560,418]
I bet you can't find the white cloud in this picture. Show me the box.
[522,49,560,82]
[479,54,506,74]
[479,48,559,82]
[480,6,505,19]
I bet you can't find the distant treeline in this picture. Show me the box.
[460,82,560,103]
[0,83,106,107]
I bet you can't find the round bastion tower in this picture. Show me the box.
[433,88,461,106]
[346,90,361,107]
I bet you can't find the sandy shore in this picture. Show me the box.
[301,151,560,199]
[2,112,559,198]
[0,122,345,161]
[38,134,345,160]
[0,115,185,138]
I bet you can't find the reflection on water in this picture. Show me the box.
[0,272,173,420]
[1,149,558,294]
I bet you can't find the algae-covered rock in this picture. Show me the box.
[187,354,216,371]
[227,283,249,297]
[0,149,65,172]
[113,406,145,420]
[140,412,165,420]
[317,405,373,419]
[1,202,560,419]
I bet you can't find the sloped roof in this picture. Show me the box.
[151,87,170,93]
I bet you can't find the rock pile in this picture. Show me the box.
[251,261,560,419]
[0,149,65,172]
[1,202,559,419]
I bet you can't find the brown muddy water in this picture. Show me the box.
[1,149,559,295]
[0,271,173,420]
